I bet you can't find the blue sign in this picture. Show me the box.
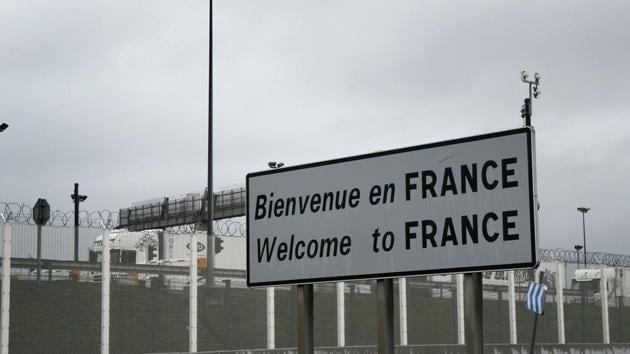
[526,282,545,314]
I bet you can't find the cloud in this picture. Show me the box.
[1,0,629,256]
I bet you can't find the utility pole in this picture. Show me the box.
[206,0,215,290]
[71,183,87,262]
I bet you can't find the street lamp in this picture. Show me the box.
[0,123,8,132]
[520,71,541,127]
[577,207,590,268]
[574,245,583,269]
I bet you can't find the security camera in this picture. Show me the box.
[521,71,528,82]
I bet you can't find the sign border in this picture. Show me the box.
[246,127,537,287]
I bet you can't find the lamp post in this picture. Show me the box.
[574,244,586,342]
[574,245,583,269]
[577,207,590,268]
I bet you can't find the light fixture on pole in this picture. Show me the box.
[574,245,583,269]
[577,207,590,268]
[520,71,541,127]
[268,161,284,169]
[0,123,8,132]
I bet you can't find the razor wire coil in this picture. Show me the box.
[1,202,246,237]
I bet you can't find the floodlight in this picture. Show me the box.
[268,161,284,169]
[0,123,8,132]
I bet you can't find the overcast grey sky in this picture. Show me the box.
[1,0,629,254]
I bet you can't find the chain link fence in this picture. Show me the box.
[1,219,629,354]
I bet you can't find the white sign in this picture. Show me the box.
[246,128,538,286]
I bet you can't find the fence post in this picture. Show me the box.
[601,264,610,344]
[456,274,465,344]
[336,282,345,347]
[399,278,408,346]
[556,261,565,344]
[1,218,12,354]
[267,287,275,349]
[101,227,110,354]
[190,229,198,352]
[508,270,518,344]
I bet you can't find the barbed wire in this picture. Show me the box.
[539,248,630,267]
[164,219,246,237]
[1,202,119,228]
[0,202,246,237]
[3,202,630,258]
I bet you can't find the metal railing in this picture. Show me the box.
[118,188,246,231]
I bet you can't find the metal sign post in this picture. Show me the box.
[376,278,394,354]
[297,284,313,354]
[464,273,484,354]
[32,198,50,284]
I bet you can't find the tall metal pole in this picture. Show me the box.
[376,278,394,354]
[464,273,483,353]
[206,0,215,289]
